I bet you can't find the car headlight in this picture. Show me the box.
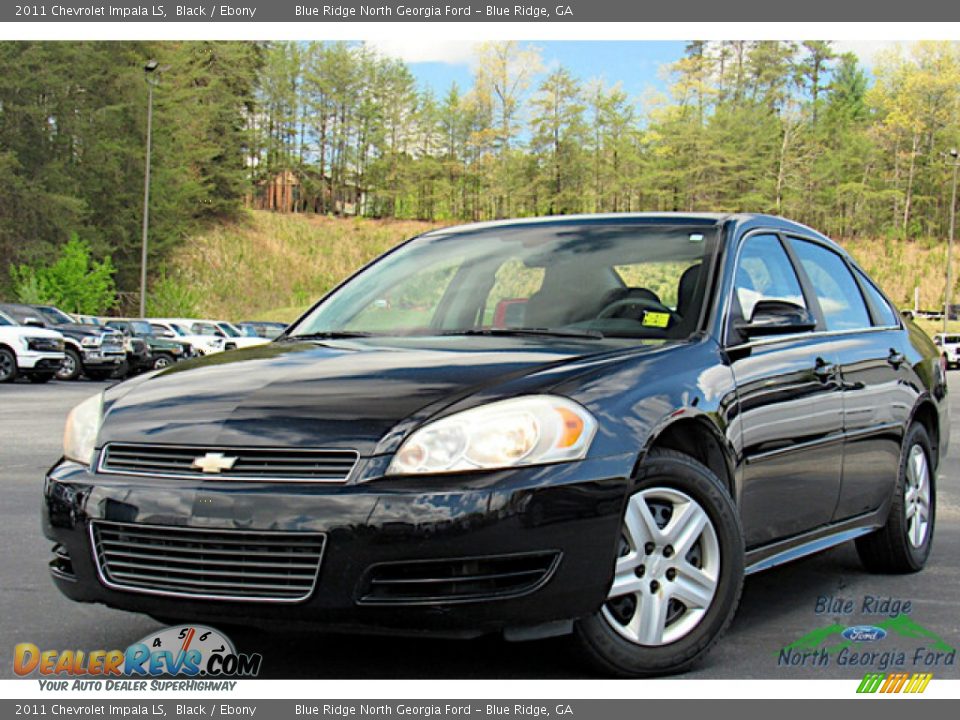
[80,336,100,347]
[63,393,104,466]
[387,395,597,476]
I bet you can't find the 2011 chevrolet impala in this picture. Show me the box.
[44,213,947,676]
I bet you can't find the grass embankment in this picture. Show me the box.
[166,210,440,322]
[168,211,960,334]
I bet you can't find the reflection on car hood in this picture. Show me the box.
[99,336,645,454]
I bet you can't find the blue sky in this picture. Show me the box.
[397,41,687,102]
[362,40,890,106]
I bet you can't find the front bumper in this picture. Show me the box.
[81,349,125,368]
[43,455,632,636]
[18,351,64,371]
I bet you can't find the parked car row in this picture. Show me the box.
[0,302,288,383]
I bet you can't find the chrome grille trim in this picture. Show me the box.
[97,443,359,483]
[90,521,325,603]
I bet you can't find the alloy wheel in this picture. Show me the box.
[904,444,931,548]
[57,353,77,380]
[602,487,720,646]
[0,350,14,381]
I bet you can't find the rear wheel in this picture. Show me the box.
[855,423,935,573]
[574,448,744,677]
[0,347,17,383]
[56,348,81,381]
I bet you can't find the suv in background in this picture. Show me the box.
[238,321,287,339]
[0,309,65,383]
[190,320,269,350]
[148,319,225,356]
[103,319,193,372]
[0,303,125,381]
[934,333,960,369]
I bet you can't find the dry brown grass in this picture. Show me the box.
[167,210,441,321]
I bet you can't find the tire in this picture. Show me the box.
[27,372,55,383]
[0,347,17,383]
[56,348,81,381]
[153,353,175,370]
[110,360,131,379]
[855,423,936,573]
[85,368,116,382]
[574,448,744,677]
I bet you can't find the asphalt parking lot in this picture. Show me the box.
[1,378,958,680]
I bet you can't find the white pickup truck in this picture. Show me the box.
[934,333,960,369]
[190,320,270,350]
[148,319,226,356]
[0,310,66,383]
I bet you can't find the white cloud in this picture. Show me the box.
[363,40,477,65]
[831,41,903,69]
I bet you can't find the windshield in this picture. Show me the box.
[0,312,12,326]
[216,322,241,337]
[290,223,716,341]
[36,306,74,325]
[129,321,153,335]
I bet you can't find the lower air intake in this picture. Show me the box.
[359,551,561,604]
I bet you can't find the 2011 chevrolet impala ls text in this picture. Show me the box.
[44,213,947,676]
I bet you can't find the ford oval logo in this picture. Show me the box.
[842,626,887,642]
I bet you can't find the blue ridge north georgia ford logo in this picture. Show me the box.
[841,626,889,642]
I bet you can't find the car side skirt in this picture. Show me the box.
[744,509,885,575]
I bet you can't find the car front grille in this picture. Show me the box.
[98,443,358,482]
[358,551,561,605]
[91,521,325,602]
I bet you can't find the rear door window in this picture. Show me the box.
[788,239,871,332]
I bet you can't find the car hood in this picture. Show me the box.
[0,326,63,340]
[56,323,114,338]
[99,336,647,455]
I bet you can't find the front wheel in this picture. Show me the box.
[0,347,17,383]
[574,448,744,677]
[855,423,935,573]
[153,353,175,370]
[56,348,81,381]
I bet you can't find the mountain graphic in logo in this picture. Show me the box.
[781,615,955,655]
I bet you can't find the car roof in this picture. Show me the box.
[417,212,843,254]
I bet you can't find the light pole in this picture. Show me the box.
[139,59,159,318]
[945,148,959,334]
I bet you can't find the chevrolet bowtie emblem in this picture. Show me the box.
[191,452,239,474]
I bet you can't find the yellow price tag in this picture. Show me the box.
[642,311,670,328]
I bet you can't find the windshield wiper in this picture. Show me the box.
[283,331,377,341]
[444,327,605,340]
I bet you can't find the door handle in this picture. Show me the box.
[887,349,905,368]
[814,358,837,381]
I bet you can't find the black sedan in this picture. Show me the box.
[44,214,947,676]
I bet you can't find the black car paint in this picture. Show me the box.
[42,213,949,637]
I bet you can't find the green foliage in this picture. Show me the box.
[145,272,204,317]
[10,234,117,314]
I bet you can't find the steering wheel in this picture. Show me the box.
[597,294,681,324]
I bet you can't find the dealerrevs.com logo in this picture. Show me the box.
[13,625,262,689]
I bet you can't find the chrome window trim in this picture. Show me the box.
[97,442,359,484]
[89,520,326,604]
[721,228,901,349]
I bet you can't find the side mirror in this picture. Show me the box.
[23,318,45,328]
[735,300,816,338]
